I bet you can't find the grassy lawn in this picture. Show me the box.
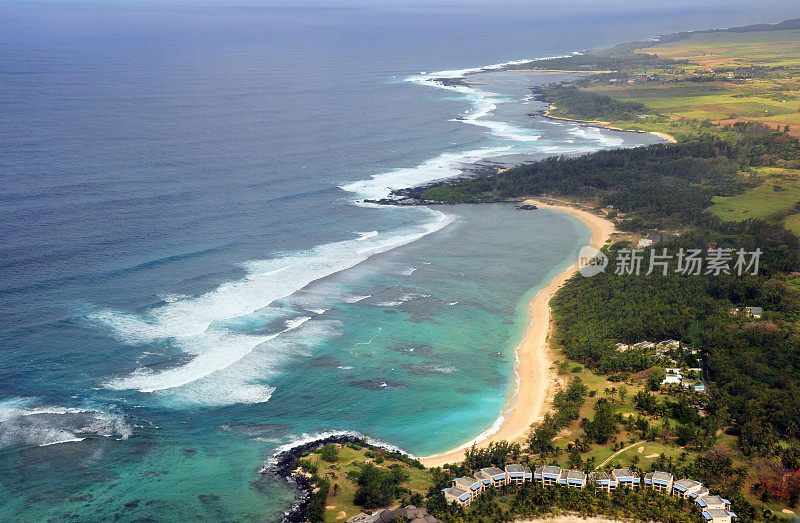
[302,444,433,522]
[708,167,800,223]
[550,353,704,472]
[783,213,800,236]
[636,29,800,69]
[561,28,800,138]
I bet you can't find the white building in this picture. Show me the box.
[612,468,640,488]
[672,478,704,498]
[560,469,587,489]
[701,508,738,522]
[590,472,616,492]
[452,477,484,498]
[505,464,532,485]
[442,486,472,507]
[477,467,507,487]
[644,471,674,493]
[663,367,683,385]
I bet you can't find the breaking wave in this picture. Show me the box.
[0,397,131,449]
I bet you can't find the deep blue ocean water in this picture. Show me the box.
[2,2,798,520]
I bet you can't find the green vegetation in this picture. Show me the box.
[319,443,339,462]
[307,478,331,523]
[527,378,587,455]
[429,481,705,522]
[709,168,800,236]
[353,463,409,509]
[539,85,646,121]
[534,21,800,138]
[301,442,430,522]
[422,122,800,230]
[418,23,800,516]
[307,21,800,522]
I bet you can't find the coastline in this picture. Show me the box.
[420,200,616,467]
[543,105,678,144]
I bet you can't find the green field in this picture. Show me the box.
[637,29,800,69]
[549,26,800,139]
[709,167,800,223]
[783,213,800,236]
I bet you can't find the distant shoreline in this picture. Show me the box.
[420,200,616,467]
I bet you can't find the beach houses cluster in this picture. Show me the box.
[442,464,589,508]
[594,469,736,522]
[444,466,736,522]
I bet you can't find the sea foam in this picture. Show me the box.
[0,397,131,448]
[97,211,453,404]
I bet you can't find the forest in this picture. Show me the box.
[421,122,800,230]
[419,118,800,518]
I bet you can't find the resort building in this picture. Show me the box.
[478,467,508,487]
[696,495,731,511]
[590,472,616,492]
[540,465,563,486]
[615,343,630,352]
[442,487,472,508]
[633,341,656,350]
[656,340,680,356]
[560,469,587,489]
[474,470,493,489]
[611,468,640,488]
[672,478,704,498]
[505,464,532,485]
[744,306,763,319]
[663,368,683,385]
[644,471,674,493]
[701,508,738,523]
[452,477,484,497]
[690,485,710,500]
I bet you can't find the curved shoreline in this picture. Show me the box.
[420,199,615,467]
[543,105,678,144]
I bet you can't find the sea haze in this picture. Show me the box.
[2,2,798,520]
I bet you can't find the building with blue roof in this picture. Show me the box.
[589,472,617,492]
[672,478,704,498]
[696,495,731,511]
[612,468,640,488]
[452,477,483,497]
[564,469,587,489]
[478,467,507,487]
[442,486,472,508]
[540,465,563,486]
[473,469,493,488]
[701,508,736,522]
[504,464,532,485]
[644,471,674,493]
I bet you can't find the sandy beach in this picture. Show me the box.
[420,200,616,467]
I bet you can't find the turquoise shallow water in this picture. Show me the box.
[0,204,590,521]
[4,2,796,520]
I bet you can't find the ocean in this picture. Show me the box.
[1,2,797,520]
